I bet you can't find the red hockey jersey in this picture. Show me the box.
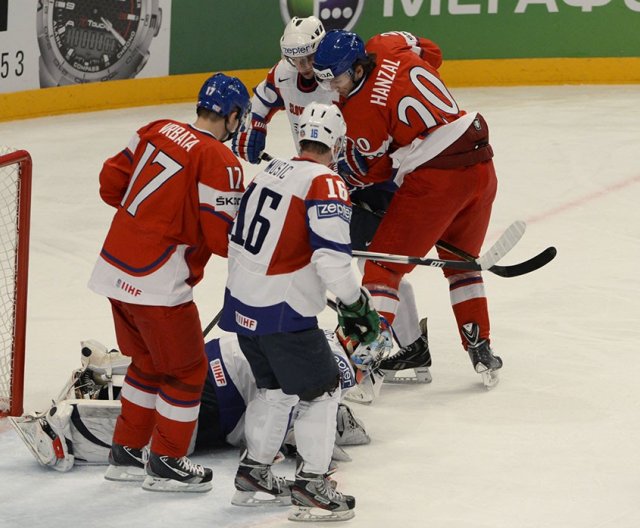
[340,31,479,186]
[89,119,244,306]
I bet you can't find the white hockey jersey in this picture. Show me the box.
[252,60,339,150]
[219,157,361,336]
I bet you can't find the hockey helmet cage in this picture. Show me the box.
[280,16,326,58]
[298,102,347,159]
[197,73,251,123]
[313,30,366,81]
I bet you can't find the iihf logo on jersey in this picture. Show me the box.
[280,0,364,31]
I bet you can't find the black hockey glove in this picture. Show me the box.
[336,288,381,346]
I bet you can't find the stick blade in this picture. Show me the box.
[477,220,527,269]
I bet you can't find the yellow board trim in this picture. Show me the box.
[1,58,639,123]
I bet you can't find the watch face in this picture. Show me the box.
[52,0,143,74]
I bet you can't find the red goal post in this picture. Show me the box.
[0,149,32,417]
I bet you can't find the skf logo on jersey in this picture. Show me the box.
[116,278,142,297]
[235,311,258,331]
[280,0,364,31]
[210,359,227,387]
[317,202,352,222]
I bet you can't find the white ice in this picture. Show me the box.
[1,84,639,528]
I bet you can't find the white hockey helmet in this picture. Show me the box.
[280,16,326,59]
[298,102,347,161]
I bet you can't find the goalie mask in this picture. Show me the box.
[297,102,347,163]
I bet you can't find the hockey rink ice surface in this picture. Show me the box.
[1,84,639,528]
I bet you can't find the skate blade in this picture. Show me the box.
[480,369,500,390]
[231,489,291,507]
[142,475,212,493]
[382,367,432,384]
[288,505,355,522]
[104,464,146,482]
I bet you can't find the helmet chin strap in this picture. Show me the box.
[218,115,238,143]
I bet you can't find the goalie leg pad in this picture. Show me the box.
[335,404,370,447]
[10,401,75,472]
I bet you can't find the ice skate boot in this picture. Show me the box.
[232,453,292,506]
[462,322,503,389]
[379,318,432,383]
[289,470,355,522]
[104,443,147,482]
[142,451,212,492]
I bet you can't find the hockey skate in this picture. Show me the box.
[462,322,503,389]
[142,451,212,493]
[335,404,370,446]
[104,443,147,482]
[232,453,293,506]
[379,318,432,384]
[289,470,355,522]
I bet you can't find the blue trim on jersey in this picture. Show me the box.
[204,339,247,437]
[254,86,284,111]
[309,231,352,255]
[100,245,176,274]
[122,148,134,162]
[199,205,233,224]
[219,289,318,336]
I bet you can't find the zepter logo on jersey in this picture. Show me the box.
[280,0,364,31]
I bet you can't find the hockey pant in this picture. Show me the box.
[363,160,498,347]
[109,299,209,457]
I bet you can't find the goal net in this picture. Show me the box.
[0,147,32,417]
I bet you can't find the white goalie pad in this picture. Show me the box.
[343,368,385,405]
[10,402,75,472]
[335,403,370,447]
[11,399,121,471]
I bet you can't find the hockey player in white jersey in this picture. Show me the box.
[232,16,338,162]
[9,331,377,474]
[220,102,381,521]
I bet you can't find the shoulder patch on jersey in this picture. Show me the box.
[316,201,352,223]
[210,358,227,387]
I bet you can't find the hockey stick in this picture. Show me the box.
[260,154,555,275]
[203,309,223,338]
[436,238,557,278]
[353,220,526,272]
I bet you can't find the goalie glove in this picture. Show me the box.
[336,288,381,346]
[232,115,267,164]
[337,137,369,189]
[350,319,393,369]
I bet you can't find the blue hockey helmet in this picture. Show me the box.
[313,30,366,82]
[197,73,251,123]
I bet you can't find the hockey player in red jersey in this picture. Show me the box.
[313,30,503,388]
[88,73,251,492]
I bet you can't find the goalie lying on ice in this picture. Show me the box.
[10,331,377,472]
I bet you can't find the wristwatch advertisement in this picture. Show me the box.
[37,0,163,87]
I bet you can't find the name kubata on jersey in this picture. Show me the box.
[316,201,352,223]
